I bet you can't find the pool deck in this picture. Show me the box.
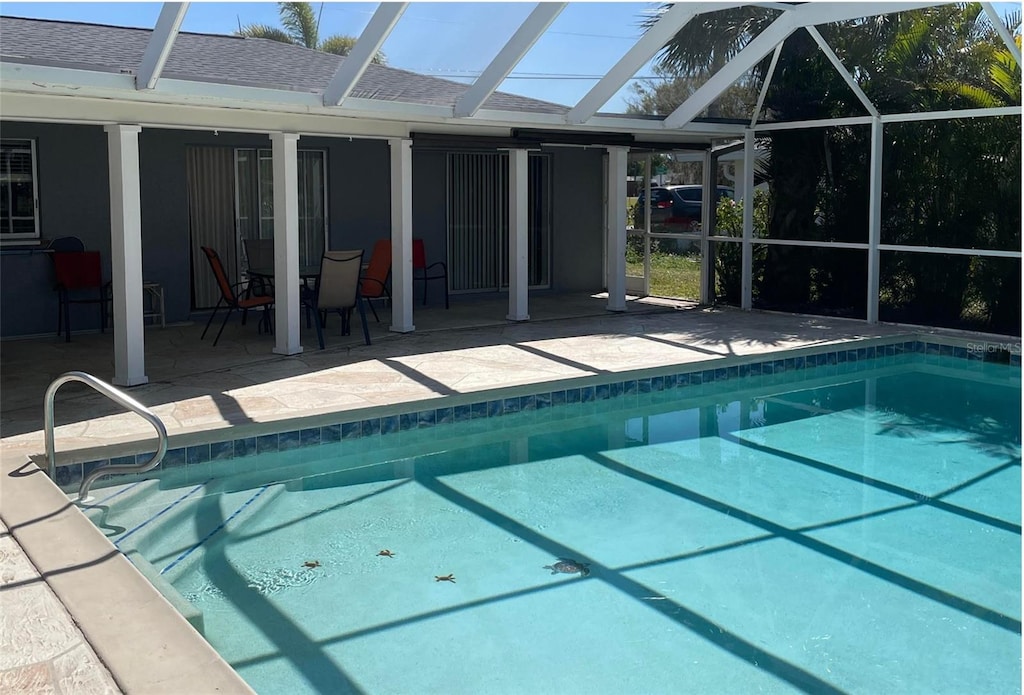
[0,294,1006,694]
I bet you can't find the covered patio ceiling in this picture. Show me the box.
[1,1,1018,144]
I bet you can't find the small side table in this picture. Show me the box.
[142,282,165,328]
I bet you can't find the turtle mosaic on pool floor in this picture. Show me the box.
[544,558,591,577]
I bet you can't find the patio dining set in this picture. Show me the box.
[199,238,449,349]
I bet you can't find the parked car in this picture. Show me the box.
[633,185,734,232]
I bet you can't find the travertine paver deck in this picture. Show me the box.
[0,519,118,694]
[1,296,943,694]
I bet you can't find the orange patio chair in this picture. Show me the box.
[360,239,392,322]
[200,246,274,346]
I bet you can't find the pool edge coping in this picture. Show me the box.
[0,456,256,695]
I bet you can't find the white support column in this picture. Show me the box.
[741,129,755,310]
[270,132,303,355]
[606,146,628,312]
[699,150,716,305]
[507,148,530,321]
[866,117,883,324]
[389,137,415,333]
[105,124,148,387]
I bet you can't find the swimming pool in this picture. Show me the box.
[81,346,1021,694]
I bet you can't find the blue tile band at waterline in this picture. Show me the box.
[59,336,1020,494]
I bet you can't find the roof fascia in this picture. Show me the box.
[0,91,411,138]
[322,2,407,106]
[3,63,738,138]
[454,2,566,118]
[136,2,189,90]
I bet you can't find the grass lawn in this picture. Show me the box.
[627,250,701,300]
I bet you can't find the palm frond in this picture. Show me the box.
[990,50,1022,103]
[646,5,777,77]
[278,2,319,49]
[236,24,295,44]
[938,80,1000,108]
[319,35,387,64]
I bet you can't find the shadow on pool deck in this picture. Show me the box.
[1,292,902,465]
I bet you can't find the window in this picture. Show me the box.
[0,139,40,241]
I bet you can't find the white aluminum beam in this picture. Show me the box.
[567,2,709,124]
[880,106,1022,122]
[664,2,948,130]
[389,138,415,333]
[789,2,949,27]
[806,26,879,117]
[755,115,877,131]
[271,132,303,356]
[739,238,869,249]
[750,42,783,127]
[699,150,716,303]
[106,124,148,386]
[323,2,407,107]
[982,2,1021,66]
[136,3,188,90]
[455,3,566,119]
[664,14,797,129]
[741,129,755,310]
[876,244,1021,258]
[866,118,883,323]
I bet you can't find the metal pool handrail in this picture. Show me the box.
[44,371,168,501]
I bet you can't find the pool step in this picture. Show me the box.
[123,548,205,635]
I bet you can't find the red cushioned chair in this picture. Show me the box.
[52,251,110,342]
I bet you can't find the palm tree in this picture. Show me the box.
[237,2,386,64]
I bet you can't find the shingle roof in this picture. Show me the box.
[0,16,569,114]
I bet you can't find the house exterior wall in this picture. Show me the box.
[1,122,607,338]
[0,122,111,337]
[550,147,605,292]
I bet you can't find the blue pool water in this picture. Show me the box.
[84,355,1021,694]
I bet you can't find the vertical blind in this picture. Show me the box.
[186,146,236,309]
[447,151,551,292]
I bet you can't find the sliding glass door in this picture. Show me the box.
[235,148,327,270]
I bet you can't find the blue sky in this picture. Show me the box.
[2,2,1020,113]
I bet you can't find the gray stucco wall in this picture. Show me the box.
[549,147,605,292]
[1,123,110,337]
[1,123,607,338]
